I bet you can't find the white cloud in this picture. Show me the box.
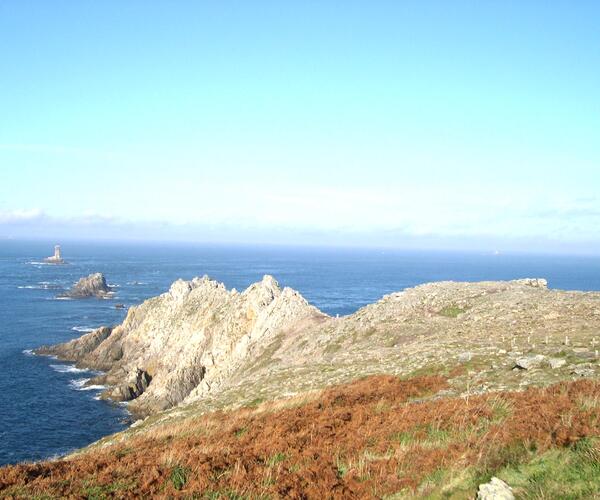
[0,208,45,224]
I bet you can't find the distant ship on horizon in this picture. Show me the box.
[43,245,65,264]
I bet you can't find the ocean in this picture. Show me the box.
[1,240,600,466]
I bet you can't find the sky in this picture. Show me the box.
[1,1,599,252]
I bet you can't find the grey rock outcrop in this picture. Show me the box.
[60,273,112,299]
[514,354,546,370]
[36,326,113,360]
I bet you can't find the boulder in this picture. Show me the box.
[477,477,514,500]
[547,358,566,369]
[514,354,545,370]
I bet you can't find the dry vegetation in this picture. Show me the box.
[2,373,600,499]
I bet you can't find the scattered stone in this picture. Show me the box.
[458,352,472,363]
[572,348,596,360]
[477,477,514,500]
[547,358,566,369]
[572,366,596,377]
[514,354,546,370]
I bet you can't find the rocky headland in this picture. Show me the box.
[17,275,600,498]
[37,275,600,418]
[58,273,112,299]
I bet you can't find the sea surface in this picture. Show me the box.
[1,240,600,465]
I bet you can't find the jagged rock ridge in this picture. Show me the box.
[38,275,326,415]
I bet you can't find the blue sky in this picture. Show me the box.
[1,1,599,252]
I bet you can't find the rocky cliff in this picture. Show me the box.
[38,275,326,415]
[59,273,112,299]
[38,275,600,419]
[17,276,600,498]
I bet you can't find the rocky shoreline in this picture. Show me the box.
[35,275,600,420]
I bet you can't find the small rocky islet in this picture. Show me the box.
[58,272,113,299]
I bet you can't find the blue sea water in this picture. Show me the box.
[1,240,600,466]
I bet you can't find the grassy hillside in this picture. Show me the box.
[2,373,599,499]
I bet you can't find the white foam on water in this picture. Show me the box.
[82,384,106,391]
[17,285,38,289]
[69,378,90,389]
[71,326,95,333]
[53,296,73,301]
[50,364,89,374]
[69,379,105,391]
[22,349,35,356]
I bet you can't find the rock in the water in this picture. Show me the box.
[477,477,514,500]
[60,273,112,299]
[514,354,546,370]
[35,326,113,361]
[547,357,566,369]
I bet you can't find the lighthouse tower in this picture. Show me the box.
[44,244,65,264]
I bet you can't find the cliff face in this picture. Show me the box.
[38,275,326,415]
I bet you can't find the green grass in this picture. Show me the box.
[81,479,138,499]
[391,423,453,448]
[336,456,350,478]
[245,397,265,408]
[499,438,600,499]
[411,439,600,499]
[203,490,253,500]
[438,305,467,318]
[170,464,189,491]
[234,426,248,438]
[266,452,287,467]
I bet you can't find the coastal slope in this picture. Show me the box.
[7,276,600,498]
[36,275,600,420]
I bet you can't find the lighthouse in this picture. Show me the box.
[44,245,65,264]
